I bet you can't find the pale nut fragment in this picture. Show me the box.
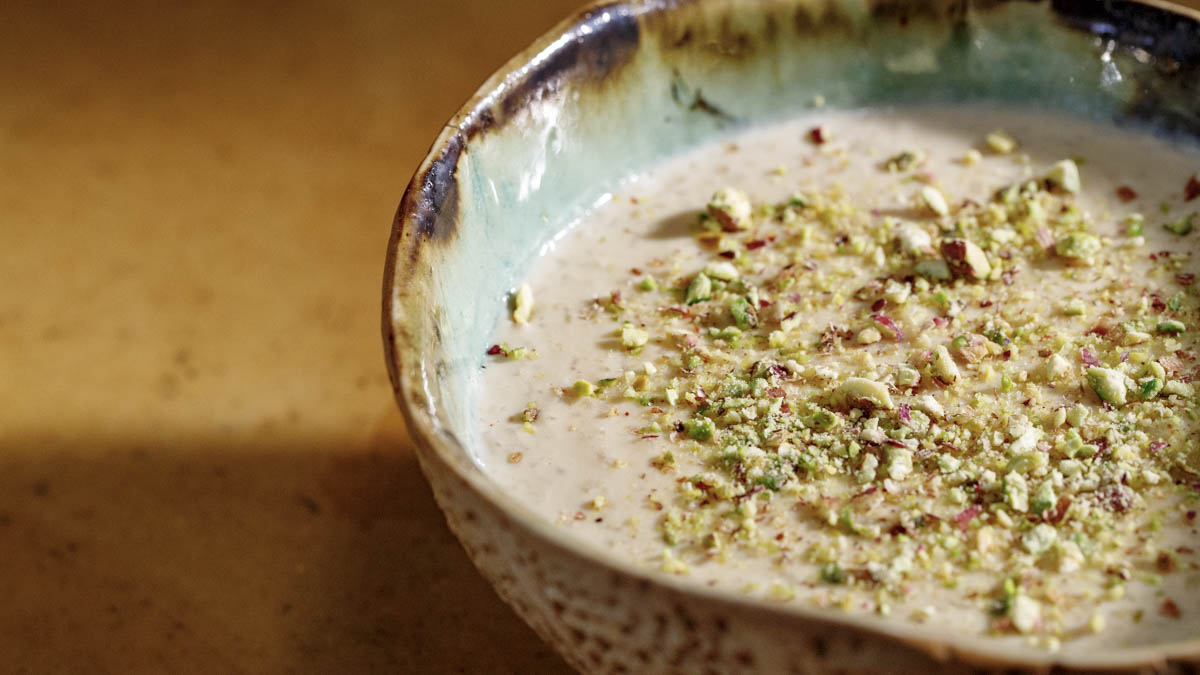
[915,393,943,418]
[1046,159,1081,194]
[857,327,882,345]
[1044,353,1071,382]
[707,187,752,232]
[1055,231,1101,265]
[703,261,739,281]
[931,345,960,385]
[512,283,534,324]
[940,239,991,280]
[894,222,933,255]
[986,130,1017,154]
[920,186,950,217]
[837,377,894,410]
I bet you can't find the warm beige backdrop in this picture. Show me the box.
[1,0,580,672]
[3,1,1199,673]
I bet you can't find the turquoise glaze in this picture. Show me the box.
[384,1,1200,670]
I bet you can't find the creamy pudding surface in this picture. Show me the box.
[477,106,1200,651]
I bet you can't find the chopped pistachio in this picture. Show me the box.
[1031,483,1057,515]
[707,187,752,231]
[1163,380,1194,397]
[1164,213,1194,236]
[730,296,754,329]
[940,239,991,280]
[1157,319,1186,333]
[704,261,740,281]
[1023,523,1057,553]
[888,447,913,480]
[931,345,961,385]
[915,259,952,280]
[921,186,950,217]
[621,323,649,349]
[895,223,932,255]
[638,276,658,291]
[1065,404,1088,428]
[1086,367,1128,406]
[1123,330,1151,346]
[857,327,882,345]
[512,283,534,324]
[573,379,595,397]
[685,273,713,305]
[1138,377,1163,400]
[883,151,920,172]
[1046,159,1081,194]
[1055,232,1101,263]
[819,562,846,584]
[1125,213,1144,236]
[1004,472,1029,512]
[1010,595,1041,634]
[1044,353,1071,382]
[938,454,961,473]
[1144,361,1167,381]
[986,130,1017,154]
[838,377,895,410]
[896,365,921,389]
[683,417,715,441]
[1061,428,1097,459]
[915,394,944,418]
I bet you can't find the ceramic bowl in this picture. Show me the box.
[383,0,1200,671]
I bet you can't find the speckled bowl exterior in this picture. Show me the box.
[384,1,1200,672]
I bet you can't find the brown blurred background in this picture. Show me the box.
[3,1,1199,673]
[0,0,581,672]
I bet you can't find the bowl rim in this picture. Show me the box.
[383,0,1200,669]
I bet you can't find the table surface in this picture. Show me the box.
[4,1,1199,672]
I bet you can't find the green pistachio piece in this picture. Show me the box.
[1031,483,1057,515]
[1164,213,1194,236]
[808,408,841,431]
[1055,232,1101,261]
[819,562,846,584]
[730,296,754,329]
[1157,319,1186,333]
[1139,377,1163,399]
[915,259,952,280]
[685,273,713,305]
[1126,214,1144,236]
[683,417,715,441]
[896,365,921,389]
[1086,367,1128,406]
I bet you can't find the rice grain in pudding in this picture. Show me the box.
[478,105,1200,651]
